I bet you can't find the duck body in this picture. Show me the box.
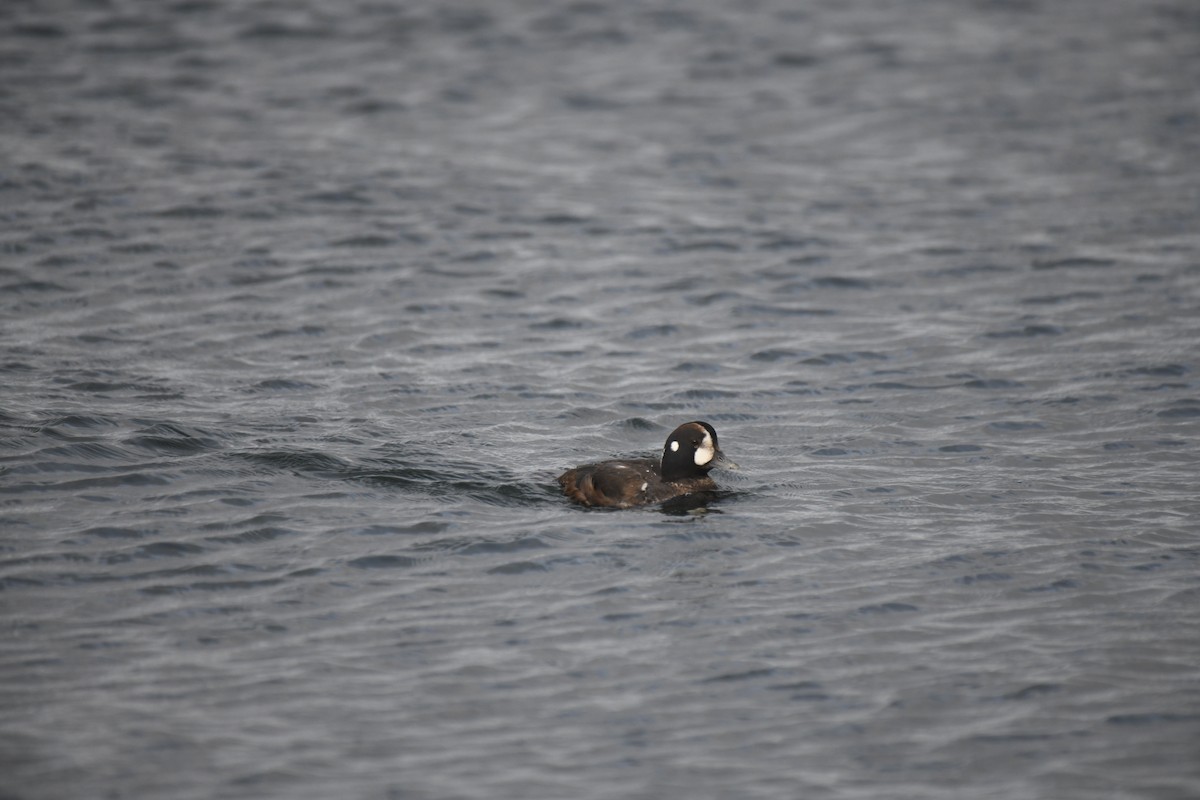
[558,421,725,509]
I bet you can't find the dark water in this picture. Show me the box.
[3,1,1200,798]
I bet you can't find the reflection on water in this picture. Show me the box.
[1,0,1199,798]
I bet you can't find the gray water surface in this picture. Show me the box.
[3,1,1200,798]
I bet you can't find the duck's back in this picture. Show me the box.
[557,458,660,508]
[558,457,718,508]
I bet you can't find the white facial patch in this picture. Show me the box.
[694,430,715,466]
[670,440,679,452]
[640,482,648,492]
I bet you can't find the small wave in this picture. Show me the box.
[234,449,352,475]
[346,554,420,570]
[983,324,1064,338]
[1032,256,1117,270]
[811,276,872,289]
[248,379,322,392]
[486,560,549,575]
[802,351,888,365]
[125,423,221,456]
[83,526,155,539]
[733,303,836,317]
[205,527,297,544]
[1158,401,1200,419]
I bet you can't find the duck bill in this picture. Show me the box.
[710,450,739,470]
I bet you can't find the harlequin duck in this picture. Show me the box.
[558,421,727,508]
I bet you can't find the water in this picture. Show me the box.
[2,1,1199,798]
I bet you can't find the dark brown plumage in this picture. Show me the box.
[558,421,726,508]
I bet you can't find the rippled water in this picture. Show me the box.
[3,1,1199,798]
